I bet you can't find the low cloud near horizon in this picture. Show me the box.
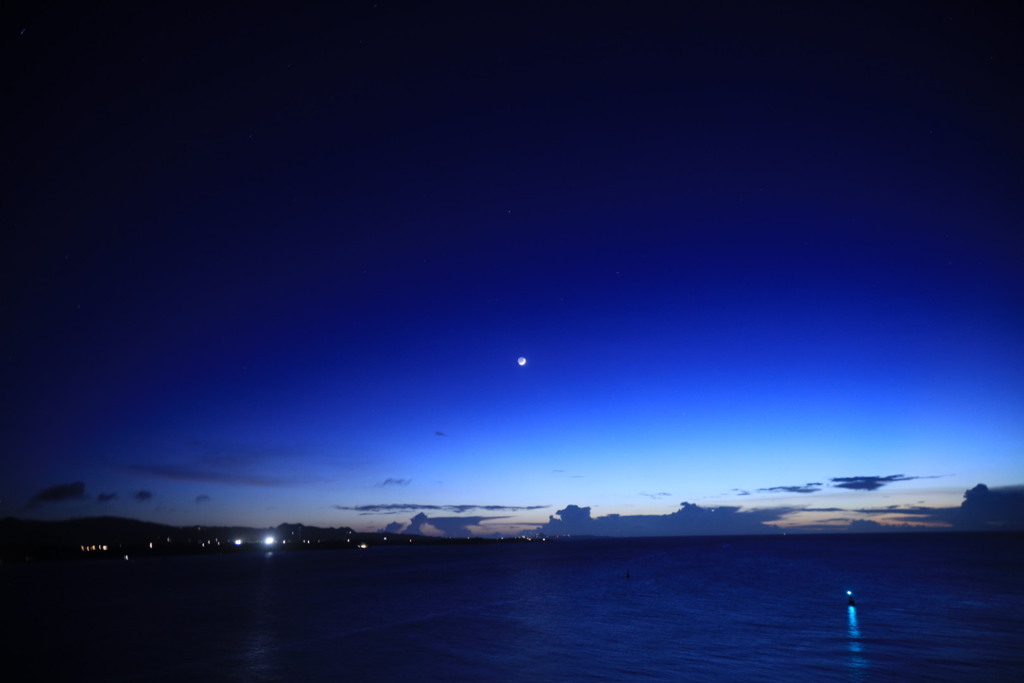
[958,484,1024,529]
[535,484,1024,537]
[850,484,1024,530]
[537,502,791,537]
[335,503,549,515]
[371,483,1024,538]
[382,512,503,537]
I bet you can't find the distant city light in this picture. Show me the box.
[234,539,242,546]
[264,536,275,545]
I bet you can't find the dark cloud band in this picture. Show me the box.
[29,481,86,505]
[334,503,549,514]
[757,483,823,494]
[830,474,918,491]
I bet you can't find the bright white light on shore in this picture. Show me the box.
[517,357,526,366]
[264,536,275,545]
[234,539,242,545]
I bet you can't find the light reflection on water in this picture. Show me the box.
[847,605,867,676]
[239,551,281,678]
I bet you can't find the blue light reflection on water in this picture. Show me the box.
[847,604,867,676]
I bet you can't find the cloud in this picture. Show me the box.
[334,503,549,515]
[396,512,502,537]
[956,484,1024,529]
[129,443,315,487]
[640,492,672,499]
[355,483,1024,537]
[853,506,938,516]
[536,503,789,537]
[375,478,411,488]
[134,490,153,502]
[848,519,885,531]
[29,481,86,505]
[132,463,295,487]
[195,495,210,503]
[758,482,823,494]
[844,483,1024,531]
[97,492,118,503]
[830,474,920,491]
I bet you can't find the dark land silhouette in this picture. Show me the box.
[0,516,523,563]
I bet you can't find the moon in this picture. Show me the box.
[517,357,527,366]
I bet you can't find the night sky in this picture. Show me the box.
[4,1,1023,536]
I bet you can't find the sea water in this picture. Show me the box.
[6,533,1023,681]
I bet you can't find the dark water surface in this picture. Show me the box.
[7,533,1023,681]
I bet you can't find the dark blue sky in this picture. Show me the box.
[4,1,1023,535]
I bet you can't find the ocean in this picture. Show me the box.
[6,533,1023,681]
